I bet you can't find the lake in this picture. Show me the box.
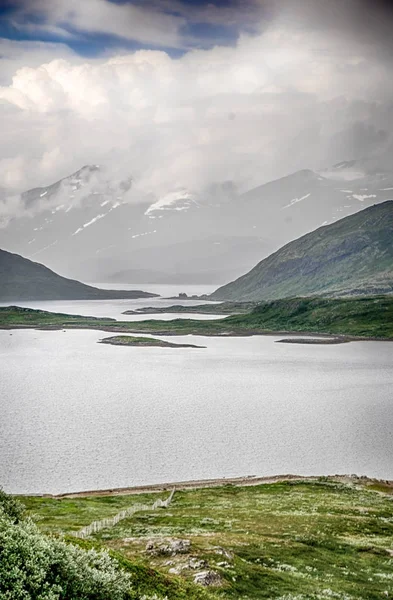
[1,310,392,494]
[0,283,222,322]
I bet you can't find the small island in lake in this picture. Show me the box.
[99,335,205,349]
[122,301,256,316]
[276,337,350,345]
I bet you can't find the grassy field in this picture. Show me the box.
[21,479,393,599]
[1,296,393,339]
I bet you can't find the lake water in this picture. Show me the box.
[0,283,223,322]
[1,315,392,494]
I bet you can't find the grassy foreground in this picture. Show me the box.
[1,295,393,339]
[21,479,393,599]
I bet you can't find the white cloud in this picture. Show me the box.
[0,39,80,85]
[0,10,392,217]
[11,0,187,49]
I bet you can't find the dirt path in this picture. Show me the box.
[38,473,392,499]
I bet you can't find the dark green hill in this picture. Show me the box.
[211,201,393,301]
[0,249,158,301]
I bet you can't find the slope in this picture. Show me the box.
[0,249,157,301]
[211,201,393,301]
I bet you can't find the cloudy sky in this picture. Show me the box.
[0,0,393,207]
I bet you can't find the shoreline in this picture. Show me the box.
[1,323,392,342]
[21,473,393,499]
[98,335,205,349]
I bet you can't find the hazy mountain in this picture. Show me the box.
[1,161,392,284]
[211,201,393,301]
[0,249,157,302]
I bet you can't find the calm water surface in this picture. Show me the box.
[0,283,223,322]
[1,324,392,494]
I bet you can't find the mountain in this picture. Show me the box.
[1,161,393,284]
[211,201,393,301]
[0,249,158,301]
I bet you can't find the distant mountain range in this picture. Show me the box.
[0,249,157,302]
[1,158,393,284]
[211,201,393,301]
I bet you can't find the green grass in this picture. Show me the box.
[123,302,257,316]
[21,480,393,599]
[2,296,392,339]
[21,493,160,534]
[99,335,204,348]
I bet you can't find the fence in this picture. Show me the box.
[72,488,175,539]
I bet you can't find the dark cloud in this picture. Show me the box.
[271,0,393,56]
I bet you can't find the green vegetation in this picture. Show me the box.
[122,302,256,316]
[0,490,131,599]
[0,489,212,599]
[0,248,158,301]
[21,479,393,599]
[212,201,393,301]
[99,335,204,348]
[2,295,392,339]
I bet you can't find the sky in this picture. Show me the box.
[1,0,393,217]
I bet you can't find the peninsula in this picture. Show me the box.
[1,295,393,340]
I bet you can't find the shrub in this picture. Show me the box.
[0,490,132,600]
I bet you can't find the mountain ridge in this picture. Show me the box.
[211,201,393,301]
[2,160,393,284]
[0,249,158,301]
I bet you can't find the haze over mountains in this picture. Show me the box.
[0,249,157,302]
[2,199,392,303]
[212,201,393,301]
[1,157,393,286]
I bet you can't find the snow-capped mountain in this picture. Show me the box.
[1,160,392,285]
[145,189,198,217]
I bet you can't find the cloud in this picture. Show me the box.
[36,0,186,48]
[4,0,264,53]
[0,0,393,219]
[0,38,81,84]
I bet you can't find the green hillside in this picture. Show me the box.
[1,295,393,339]
[18,478,393,600]
[212,201,393,301]
[0,249,157,301]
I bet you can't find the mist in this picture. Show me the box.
[0,0,393,221]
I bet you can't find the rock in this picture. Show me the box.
[168,567,183,575]
[145,541,156,553]
[215,546,234,560]
[194,570,222,587]
[146,538,191,556]
[170,539,191,554]
[188,558,208,570]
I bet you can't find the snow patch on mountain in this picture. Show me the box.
[72,213,106,235]
[129,230,157,239]
[352,194,377,202]
[31,240,58,257]
[282,193,311,209]
[145,189,196,216]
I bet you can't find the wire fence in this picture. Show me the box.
[72,488,176,539]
